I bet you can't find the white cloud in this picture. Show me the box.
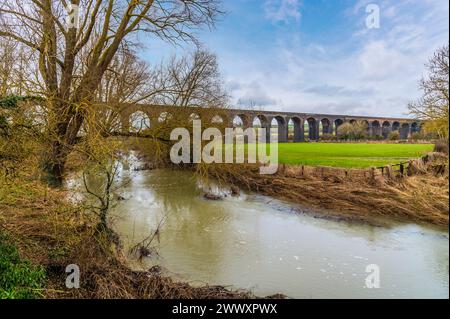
[264,0,301,23]
[229,80,279,109]
[358,41,406,80]
[384,5,397,19]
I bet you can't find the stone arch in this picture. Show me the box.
[210,115,224,124]
[271,115,288,142]
[253,116,262,128]
[158,111,173,123]
[382,121,391,139]
[129,110,151,133]
[400,123,410,139]
[189,112,201,122]
[252,114,270,141]
[287,118,294,141]
[254,114,270,127]
[371,120,381,137]
[361,120,370,136]
[232,114,250,127]
[411,122,420,134]
[392,121,400,131]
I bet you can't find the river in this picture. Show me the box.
[105,162,449,299]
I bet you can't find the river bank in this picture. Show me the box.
[203,158,449,228]
[0,176,257,299]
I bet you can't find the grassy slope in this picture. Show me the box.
[247,143,434,168]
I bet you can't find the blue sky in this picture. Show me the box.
[141,0,449,117]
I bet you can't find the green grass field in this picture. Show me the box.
[232,142,434,168]
[272,143,434,168]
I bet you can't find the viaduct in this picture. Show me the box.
[113,103,421,142]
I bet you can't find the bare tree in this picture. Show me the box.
[0,0,223,185]
[237,99,264,111]
[0,39,16,96]
[0,39,35,96]
[85,47,156,135]
[409,45,449,138]
[148,49,229,108]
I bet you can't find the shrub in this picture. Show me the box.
[337,121,368,141]
[388,131,400,141]
[0,233,46,299]
[371,135,384,141]
[411,132,423,140]
[337,123,352,138]
[320,134,337,141]
[0,95,42,109]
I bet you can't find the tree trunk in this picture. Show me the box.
[42,141,67,187]
[40,28,125,187]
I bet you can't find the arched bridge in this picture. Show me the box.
[112,103,421,141]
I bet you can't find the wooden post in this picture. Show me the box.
[406,160,413,176]
[370,167,376,182]
[282,164,286,175]
[385,165,394,180]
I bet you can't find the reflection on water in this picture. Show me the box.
[110,167,449,299]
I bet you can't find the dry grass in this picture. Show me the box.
[205,155,449,227]
[0,175,256,299]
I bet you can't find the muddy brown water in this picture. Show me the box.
[71,157,449,299]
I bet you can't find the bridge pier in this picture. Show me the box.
[314,123,320,141]
[291,118,304,142]
[321,119,332,136]
[334,119,343,137]
[305,118,314,141]
[307,118,320,141]
[278,121,288,143]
